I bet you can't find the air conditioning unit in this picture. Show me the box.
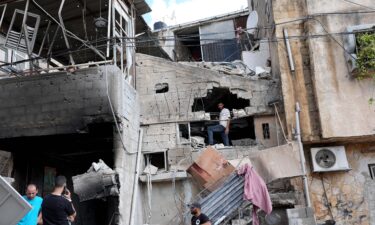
[310,146,350,172]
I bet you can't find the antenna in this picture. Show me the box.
[246,11,258,35]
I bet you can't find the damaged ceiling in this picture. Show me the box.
[0,0,151,65]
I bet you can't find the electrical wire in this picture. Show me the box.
[340,0,375,10]
[320,174,336,222]
[104,63,138,155]
[1,27,374,69]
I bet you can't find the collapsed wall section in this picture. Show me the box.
[136,53,280,124]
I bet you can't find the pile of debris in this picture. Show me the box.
[180,61,271,79]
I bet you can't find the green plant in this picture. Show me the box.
[356,32,375,79]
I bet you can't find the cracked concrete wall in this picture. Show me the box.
[112,79,142,225]
[136,53,281,151]
[135,50,283,224]
[136,53,279,123]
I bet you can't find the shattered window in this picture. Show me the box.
[262,123,270,139]
[144,151,168,171]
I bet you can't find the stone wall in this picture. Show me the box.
[307,143,375,225]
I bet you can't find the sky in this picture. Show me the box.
[143,0,248,29]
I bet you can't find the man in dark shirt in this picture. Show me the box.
[190,202,211,225]
[41,175,76,225]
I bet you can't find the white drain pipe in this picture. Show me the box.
[295,102,312,207]
[129,128,144,225]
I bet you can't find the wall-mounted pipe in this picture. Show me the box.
[295,102,311,207]
[283,29,295,72]
[129,128,144,225]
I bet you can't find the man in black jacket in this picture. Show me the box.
[190,202,211,225]
[41,176,76,225]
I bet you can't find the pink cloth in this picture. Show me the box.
[237,164,272,225]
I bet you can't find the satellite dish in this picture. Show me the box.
[315,149,336,168]
[246,11,259,34]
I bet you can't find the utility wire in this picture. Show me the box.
[340,0,375,10]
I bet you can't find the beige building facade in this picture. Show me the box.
[251,0,375,224]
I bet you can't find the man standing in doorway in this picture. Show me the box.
[41,175,76,225]
[18,184,43,225]
[190,202,211,225]
[207,102,230,146]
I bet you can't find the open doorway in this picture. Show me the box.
[0,123,118,225]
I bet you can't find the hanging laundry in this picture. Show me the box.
[238,163,272,225]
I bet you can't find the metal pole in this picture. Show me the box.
[295,102,312,207]
[33,59,112,72]
[129,128,144,225]
[0,4,7,30]
[283,29,295,72]
[58,0,75,65]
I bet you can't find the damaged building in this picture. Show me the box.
[0,0,299,223]
[248,0,375,224]
[0,0,150,224]
[134,9,300,225]
[1,0,374,225]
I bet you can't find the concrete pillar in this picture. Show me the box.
[113,125,138,225]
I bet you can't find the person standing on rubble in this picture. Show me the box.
[41,175,76,225]
[207,102,231,146]
[190,202,212,225]
[17,184,43,225]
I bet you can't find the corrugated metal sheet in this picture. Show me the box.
[167,173,249,225]
[199,173,246,224]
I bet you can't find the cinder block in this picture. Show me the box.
[287,207,315,218]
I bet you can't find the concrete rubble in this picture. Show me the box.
[72,159,119,202]
[0,0,373,224]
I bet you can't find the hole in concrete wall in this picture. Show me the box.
[178,123,190,144]
[191,87,250,114]
[0,122,117,225]
[369,164,375,179]
[144,151,168,170]
[262,123,270,139]
[155,83,169,93]
[190,116,255,146]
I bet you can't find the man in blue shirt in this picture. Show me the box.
[18,184,43,225]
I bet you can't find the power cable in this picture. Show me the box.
[340,0,375,10]
[104,63,138,155]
